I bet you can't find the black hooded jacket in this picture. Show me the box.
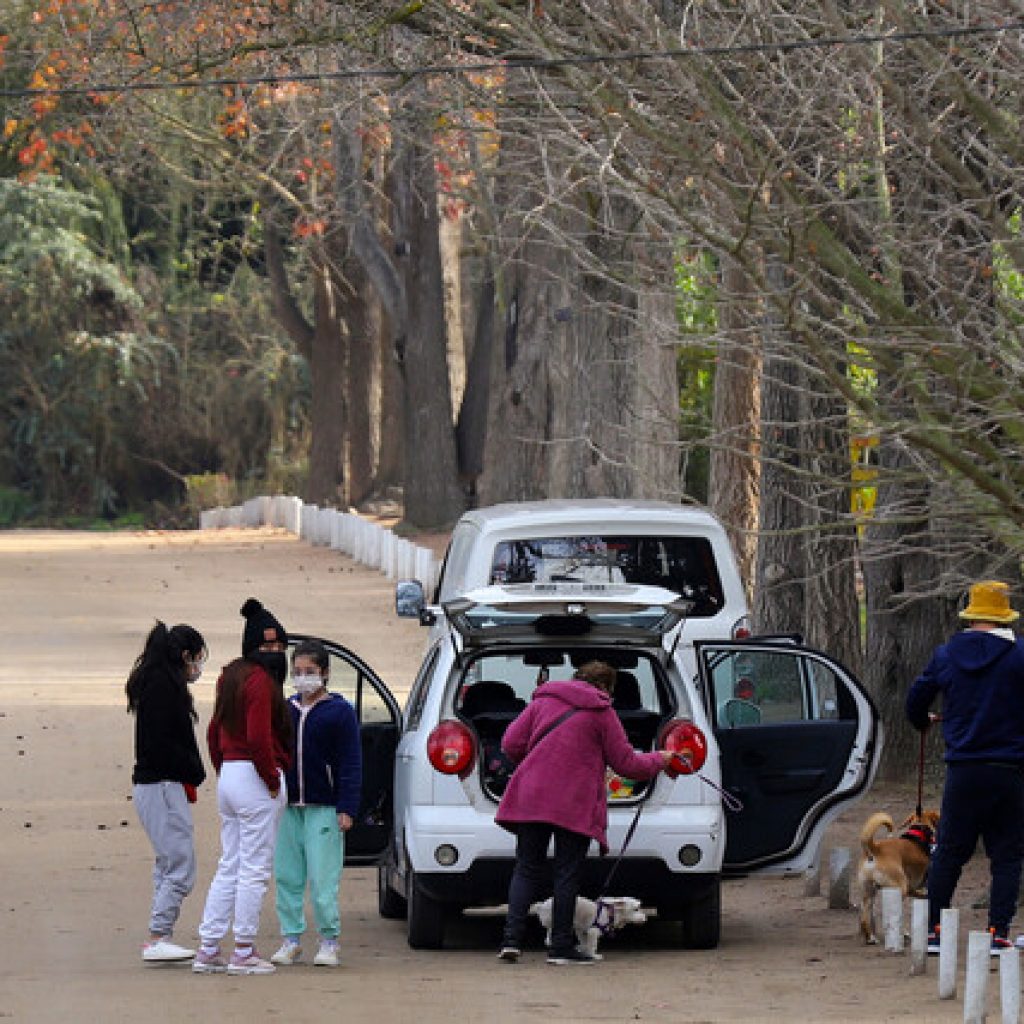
[132,668,206,786]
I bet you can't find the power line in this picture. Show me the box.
[1,18,1021,99]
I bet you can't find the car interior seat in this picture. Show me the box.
[612,671,643,711]
[611,670,661,751]
[460,680,525,718]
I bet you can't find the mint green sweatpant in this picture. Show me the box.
[274,805,344,940]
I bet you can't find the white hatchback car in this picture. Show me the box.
[375,582,882,949]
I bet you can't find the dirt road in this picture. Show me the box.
[0,528,1001,1022]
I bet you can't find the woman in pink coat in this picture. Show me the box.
[495,660,673,965]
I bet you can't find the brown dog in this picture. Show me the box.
[857,809,939,944]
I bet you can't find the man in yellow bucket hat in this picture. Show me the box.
[907,580,1024,955]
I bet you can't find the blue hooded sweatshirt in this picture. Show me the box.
[283,692,362,817]
[906,629,1024,764]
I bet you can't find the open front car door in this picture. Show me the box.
[695,639,882,875]
[288,635,402,864]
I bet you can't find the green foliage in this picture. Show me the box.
[0,486,32,526]
[994,210,1024,324]
[676,246,718,501]
[0,175,159,515]
[185,472,235,512]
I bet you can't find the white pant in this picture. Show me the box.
[198,761,285,948]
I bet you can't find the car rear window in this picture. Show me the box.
[489,535,725,616]
[456,649,686,723]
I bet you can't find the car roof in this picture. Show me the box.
[456,499,725,534]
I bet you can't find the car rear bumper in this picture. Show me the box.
[414,858,720,909]
[403,802,725,878]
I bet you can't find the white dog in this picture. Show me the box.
[529,896,647,958]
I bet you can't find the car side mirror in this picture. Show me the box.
[396,579,429,621]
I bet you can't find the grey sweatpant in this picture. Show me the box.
[133,781,197,937]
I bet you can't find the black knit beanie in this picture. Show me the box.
[240,598,287,657]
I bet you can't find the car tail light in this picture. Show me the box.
[426,720,476,777]
[732,615,752,639]
[659,719,708,777]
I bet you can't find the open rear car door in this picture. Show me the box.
[289,635,402,864]
[694,639,882,874]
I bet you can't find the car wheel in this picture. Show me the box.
[378,860,407,920]
[679,876,722,950]
[406,871,447,949]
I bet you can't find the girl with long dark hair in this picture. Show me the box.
[126,621,207,964]
[193,599,293,976]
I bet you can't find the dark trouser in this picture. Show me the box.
[929,761,1024,935]
[502,823,591,954]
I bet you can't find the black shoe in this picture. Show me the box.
[547,947,598,966]
[990,929,1012,957]
[926,929,941,955]
[497,946,520,963]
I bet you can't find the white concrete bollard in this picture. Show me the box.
[909,898,928,975]
[337,509,354,552]
[283,496,302,534]
[242,497,262,527]
[802,853,821,897]
[300,504,318,542]
[256,494,272,526]
[316,507,333,546]
[881,887,903,952]
[269,495,285,527]
[1000,946,1020,1024]
[368,523,384,569]
[415,547,434,591]
[939,908,959,1000]
[398,539,416,580]
[827,847,852,910]
[963,929,990,1023]
[381,531,396,577]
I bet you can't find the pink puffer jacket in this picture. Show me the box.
[495,678,664,854]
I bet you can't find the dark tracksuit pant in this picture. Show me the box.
[502,823,591,953]
[929,761,1024,935]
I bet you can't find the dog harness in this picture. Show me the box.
[900,823,936,855]
[591,898,616,937]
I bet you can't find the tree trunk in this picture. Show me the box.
[862,433,956,778]
[375,309,404,493]
[754,262,805,635]
[478,141,680,503]
[802,382,862,675]
[305,263,346,505]
[709,256,760,595]
[335,255,378,508]
[390,99,465,529]
[455,261,495,502]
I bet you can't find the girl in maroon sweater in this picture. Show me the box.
[193,599,293,976]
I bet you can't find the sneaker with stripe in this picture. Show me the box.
[990,929,1013,957]
[192,947,228,974]
[227,948,276,975]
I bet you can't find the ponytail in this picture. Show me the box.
[126,620,205,720]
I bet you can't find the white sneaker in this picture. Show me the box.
[270,939,302,966]
[142,938,195,962]
[313,939,339,967]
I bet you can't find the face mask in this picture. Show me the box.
[252,651,287,685]
[292,673,323,697]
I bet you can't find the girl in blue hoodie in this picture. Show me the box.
[270,640,362,968]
